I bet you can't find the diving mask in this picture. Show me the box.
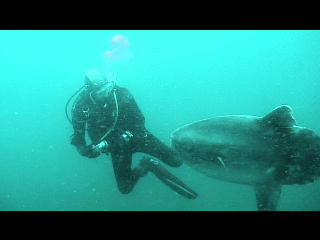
[84,69,107,90]
[84,69,116,103]
[91,81,115,100]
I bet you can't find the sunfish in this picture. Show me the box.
[171,105,320,210]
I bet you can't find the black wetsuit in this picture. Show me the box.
[71,85,182,194]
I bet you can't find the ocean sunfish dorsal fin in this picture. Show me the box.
[261,105,296,128]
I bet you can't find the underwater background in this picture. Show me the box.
[0,30,319,211]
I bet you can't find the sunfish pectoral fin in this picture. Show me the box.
[254,183,282,211]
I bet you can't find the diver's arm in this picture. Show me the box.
[71,120,101,158]
[70,103,100,158]
[70,119,87,153]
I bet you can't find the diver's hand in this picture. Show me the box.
[95,140,109,153]
[85,144,102,158]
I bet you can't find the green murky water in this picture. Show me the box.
[0,30,319,210]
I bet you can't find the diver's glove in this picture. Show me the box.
[86,141,110,158]
[95,140,109,154]
[78,144,101,158]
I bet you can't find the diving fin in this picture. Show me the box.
[140,157,198,199]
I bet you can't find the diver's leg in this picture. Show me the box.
[138,156,198,199]
[134,131,197,199]
[137,131,182,167]
[110,150,146,194]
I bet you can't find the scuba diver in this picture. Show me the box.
[66,69,198,199]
